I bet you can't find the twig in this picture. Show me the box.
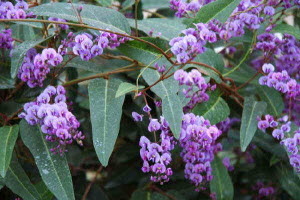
[150,185,176,200]
[236,71,260,90]
[81,166,103,200]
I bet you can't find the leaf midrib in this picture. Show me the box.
[1,126,13,175]
[7,166,41,200]
[37,127,70,200]
[260,87,278,116]
[102,80,109,164]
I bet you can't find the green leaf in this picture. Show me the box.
[4,155,42,200]
[253,131,286,159]
[0,176,4,190]
[115,82,144,98]
[122,0,135,10]
[142,68,179,98]
[277,164,300,199]
[186,49,224,83]
[142,0,170,9]
[210,156,234,200]
[11,24,36,41]
[118,37,169,65]
[225,63,259,85]
[271,24,300,40]
[127,18,185,41]
[35,181,54,200]
[20,120,75,200]
[162,92,183,139]
[0,125,19,177]
[223,31,257,76]
[96,0,113,7]
[11,36,53,78]
[189,0,241,26]
[192,90,230,125]
[256,86,284,117]
[0,75,15,89]
[67,55,131,73]
[88,78,125,166]
[240,96,267,151]
[30,3,130,34]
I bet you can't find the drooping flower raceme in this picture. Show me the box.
[0,0,34,19]
[139,117,176,184]
[174,69,214,111]
[180,113,222,190]
[19,85,84,155]
[17,48,63,88]
[0,29,13,50]
[257,114,300,172]
[58,31,130,61]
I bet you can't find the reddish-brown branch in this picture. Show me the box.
[81,166,103,200]
[0,19,175,65]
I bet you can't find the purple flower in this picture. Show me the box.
[143,105,151,113]
[258,120,269,130]
[174,69,188,85]
[264,6,275,16]
[272,129,284,140]
[262,63,275,74]
[132,112,143,122]
[148,119,161,132]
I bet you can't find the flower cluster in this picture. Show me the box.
[169,1,297,63]
[17,48,63,88]
[174,69,213,111]
[139,117,176,184]
[19,85,84,155]
[169,23,214,63]
[252,181,275,199]
[257,114,300,172]
[255,33,300,79]
[48,17,69,30]
[217,117,240,134]
[170,0,215,18]
[0,29,13,50]
[58,31,129,61]
[179,113,222,190]
[0,0,33,19]
[258,63,300,99]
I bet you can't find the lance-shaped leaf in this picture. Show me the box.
[142,68,179,98]
[210,156,234,200]
[4,154,42,200]
[127,18,185,41]
[88,78,125,166]
[20,120,75,200]
[0,176,4,190]
[115,82,144,98]
[240,96,267,151]
[276,164,300,199]
[30,3,130,34]
[35,181,54,200]
[256,86,284,117]
[96,0,113,7]
[118,37,170,66]
[0,125,19,177]
[11,36,53,78]
[188,0,241,26]
[192,90,230,125]
[162,92,183,139]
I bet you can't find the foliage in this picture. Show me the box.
[0,0,300,200]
